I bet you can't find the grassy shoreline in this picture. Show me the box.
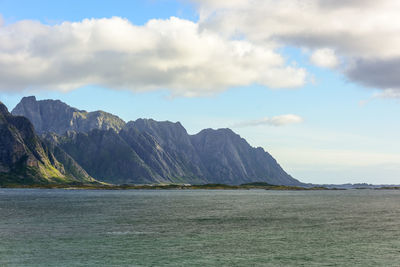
[0,182,344,190]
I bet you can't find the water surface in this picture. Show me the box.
[1,189,400,266]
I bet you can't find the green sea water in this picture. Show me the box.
[1,189,400,266]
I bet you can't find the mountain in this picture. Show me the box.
[11,96,302,186]
[123,119,206,181]
[0,101,96,185]
[191,128,298,185]
[126,120,300,185]
[46,123,206,184]
[45,129,161,184]
[12,96,125,134]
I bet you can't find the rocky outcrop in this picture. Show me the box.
[123,120,205,181]
[191,128,299,185]
[0,101,95,185]
[12,96,125,134]
[47,129,160,184]
[48,118,301,185]
[12,97,302,186]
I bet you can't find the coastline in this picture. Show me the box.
[0,183,343,190]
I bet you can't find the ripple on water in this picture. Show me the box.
[0,189,400,266]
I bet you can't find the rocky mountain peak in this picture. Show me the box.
[12,96,126,134]
[0,101,9,115]
[0,104,95,185]
[8,96,302,186]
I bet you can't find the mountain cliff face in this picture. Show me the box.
[0,101,95,185]
[12,96,125,134]
[11,97,302,186]
[124,119,206,180]
[191,128,298,185]
[47,124,206,184]
[45,129,161,184]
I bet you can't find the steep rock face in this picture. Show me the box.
[0,102,95,185]
[52,126,205,184]
[51,129,162,184]
[191,128,300,185]
[12,96,125,134]
[128,121,301,185]
[124,120,205,180]
[12,96,302,185]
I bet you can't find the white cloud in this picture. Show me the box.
[310,48,338,68]
[269,114,304,126]
[233,114,303,128]
[0,16,306,96]
[193,0,400,92]
[5,1,400,97]
[373,88,400,99]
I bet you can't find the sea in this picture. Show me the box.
[0,189,400,266]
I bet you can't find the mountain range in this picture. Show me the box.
[0,96,302,186]
[0,101,95,185]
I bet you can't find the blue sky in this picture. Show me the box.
[1,0,400,184]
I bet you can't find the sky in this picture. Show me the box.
[1,0,400,184]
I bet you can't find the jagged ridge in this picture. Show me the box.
[11,96,302,186]
[0,101,96,185]
[12,96,125,134]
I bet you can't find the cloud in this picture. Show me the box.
[0,16,306,96]
[346,58,400,89]
[193,0,400,93]
[5,1,400,97]
[372,88,400,99]
[358,88,400,106]
[310,48,338,69]
[233,114,303,128]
